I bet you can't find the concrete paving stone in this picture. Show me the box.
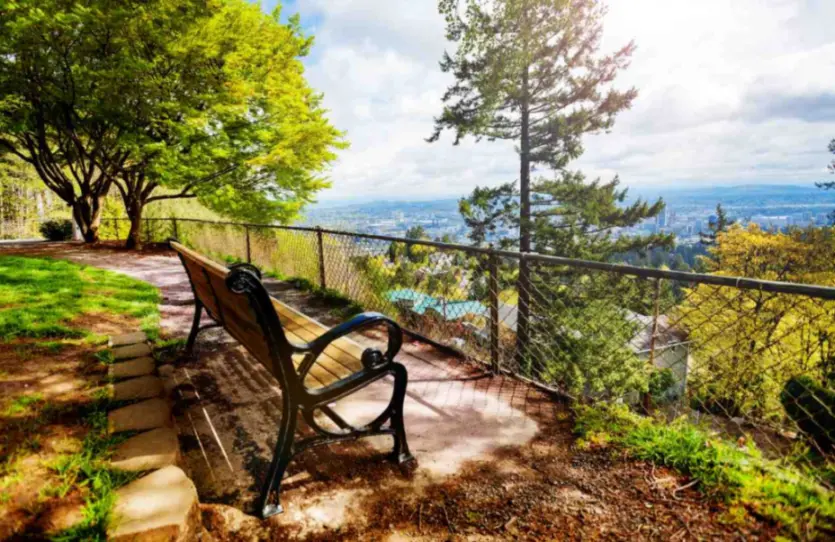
[109,357,156,379]
[112,342,152,360]
[110,375,164,401]
[109,332,148,348]
[110,427,180,472]
[108,398,172,434]
[108,466,200,542]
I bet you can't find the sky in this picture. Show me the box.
[263,0,835,203]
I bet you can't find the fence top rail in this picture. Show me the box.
[106,217,835,300]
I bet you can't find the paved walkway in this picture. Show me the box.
[3,242,559,533]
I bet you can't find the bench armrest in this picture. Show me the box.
[295,312,403,381]
[229,262,262,280]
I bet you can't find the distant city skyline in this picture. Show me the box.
[270,0,835,202]
[300,184,835,247]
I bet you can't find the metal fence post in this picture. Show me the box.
[245,226,252,264]
[489,247,501,374]
[642,277,662,412]
[316,227,326,289]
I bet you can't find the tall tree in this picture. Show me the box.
[430,0,650,365]
[112,1,343,248]
[816,138,835,224]
[699,203,732,248]
[0,0,343,246]
[0,0,145,241]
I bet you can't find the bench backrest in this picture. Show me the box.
[171,241,298,387]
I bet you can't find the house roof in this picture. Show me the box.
[386,289,488,321]
[626,311,689,353]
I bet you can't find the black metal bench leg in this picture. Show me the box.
[185,300,203,356]
[258,402,298,518]
[390,363,414,464]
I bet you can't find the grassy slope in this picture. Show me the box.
[0,255,161,540]
[574,404,835,539]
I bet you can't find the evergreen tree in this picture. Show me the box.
[429,0,653,364]
[815,138,835,224]
[700,204,732,247]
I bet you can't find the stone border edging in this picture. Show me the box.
[101,332,203,540]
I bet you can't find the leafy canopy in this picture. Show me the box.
[0,0,344,228]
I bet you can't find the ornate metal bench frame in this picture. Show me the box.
[170,240,414,518]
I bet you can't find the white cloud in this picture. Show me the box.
[280,0,835,202]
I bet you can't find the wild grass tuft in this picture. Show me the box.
[574,403,835,538]
[48,401,136,541]
[3,392,45,416]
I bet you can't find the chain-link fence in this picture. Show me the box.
[0,219,46,240]
[99,217,835,480]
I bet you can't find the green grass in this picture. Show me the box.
[48,402,136,542]
[0,256,160,341]
[574,403,835,538]
[3,392,45,416]
[0,256,160,540]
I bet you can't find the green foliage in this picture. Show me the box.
[459,175,672,258]
[39,219,73,241]
[781,375,835,454]
[112,0,346,245]
[3,392,45,416]
[648,368,677,403]
[0,0,344,243]
[530,295,646,397]
[431,0,636,163]
[0,155,68,239]
[0,256,160,340]
[699,203,733,251]
[680,224,835,419]
[574,403,835,538]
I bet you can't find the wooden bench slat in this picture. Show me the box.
[271,301,366,359]
[271,301,367,377]
[172,242,360,389]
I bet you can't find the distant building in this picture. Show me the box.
[656,209,668,229]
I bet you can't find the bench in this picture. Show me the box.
[169,240,414,518]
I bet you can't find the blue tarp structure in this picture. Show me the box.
[386,289,488,321]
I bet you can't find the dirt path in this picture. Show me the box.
[2,242,780,540]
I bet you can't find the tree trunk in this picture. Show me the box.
[71,196,104,243]
[125,199,145,250]
[515,63,532,371]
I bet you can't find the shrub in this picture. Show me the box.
[648,368,677,403]
[39,219,73,241]
[781,375,835,454]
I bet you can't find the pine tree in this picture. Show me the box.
[815,139,835,224]
[430,0,659,366]
[699,204,732,247]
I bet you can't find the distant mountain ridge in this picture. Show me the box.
[310,185,835,214]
